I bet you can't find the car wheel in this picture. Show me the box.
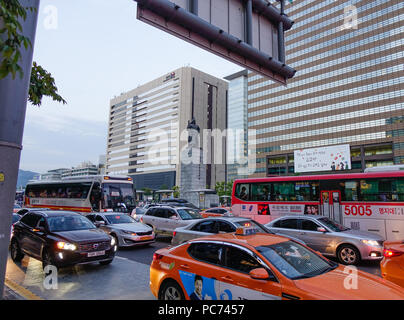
[10,239,24,262]
[160,280,185,300]
[337,244,360,265]
[99,259,114,266]
[42,250,55,270]
[111,234,119,248]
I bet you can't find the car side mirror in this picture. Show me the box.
[317,227,327,233]
[249,268,270,280]
[170,215,179,220]
[33,226,45,233]
[95,221,105,227]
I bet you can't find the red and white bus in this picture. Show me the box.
[24,175,136,214]
[232,171,404,241]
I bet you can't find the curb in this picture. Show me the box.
[4,278,43,300]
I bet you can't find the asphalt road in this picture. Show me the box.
[116,237,382,277]
[116,236,172,265]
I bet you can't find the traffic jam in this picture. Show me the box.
[8,172,404,300]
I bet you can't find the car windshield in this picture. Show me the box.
[48,215,96,232]
[317,217,349,232]
[256,241,337,280]
[234,220,269,233]
[105,214,135,224]
[177,209,203,220]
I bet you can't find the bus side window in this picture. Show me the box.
[251,184,271,201]
[360,180,379,201]
[90,183,101,211]
[394,178,404,201]
[235,184,250,201]
[379,179,393,201]
[273,182,295,201]
[344,181,358,201]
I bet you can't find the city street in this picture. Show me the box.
[4,236,381,300]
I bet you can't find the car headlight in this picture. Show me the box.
[362,240,380,246]
[57,241,77,251]
[121,230,136,235]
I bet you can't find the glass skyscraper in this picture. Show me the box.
[225,70,249,182]
[248,0,404,176]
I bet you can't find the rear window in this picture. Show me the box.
[188,243,222,265]
[274,219,299,230]
[177,209,202,220]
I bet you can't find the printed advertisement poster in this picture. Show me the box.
[179,270,280,300]
[234,203,319,216]
[294,144,351,173]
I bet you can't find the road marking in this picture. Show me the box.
[4,278,43,300]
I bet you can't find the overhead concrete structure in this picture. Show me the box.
[134,0,296,85]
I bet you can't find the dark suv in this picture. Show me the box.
[10,210,117,269]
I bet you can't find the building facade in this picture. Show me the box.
[106,67,228,190]
[224,69,249,182]
[248,0,404,176]
[61,161,99,179]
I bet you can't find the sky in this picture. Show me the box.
[20,0,243,173]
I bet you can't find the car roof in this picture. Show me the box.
[101,212,129,216]
[271,215,320,220]
[188,233,290,248]
[148,206,196,210]
[196,217,250,222]
[26,210,81,217]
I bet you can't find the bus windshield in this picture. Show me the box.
[103,183,135,212]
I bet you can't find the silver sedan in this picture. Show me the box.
[265,215,384,265]
[171,217,306,247]
[86,212,155,248]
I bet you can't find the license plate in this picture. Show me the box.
[87,250,105,257]
[140,235,153,240]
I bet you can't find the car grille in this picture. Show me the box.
[136,230,153,236]
[79,241,111,252]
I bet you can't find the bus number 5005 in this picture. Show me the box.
[344,205,372,216]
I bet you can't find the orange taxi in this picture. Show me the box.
[150,228,404,300]
[381,241,404,288]
[201,207,233,218]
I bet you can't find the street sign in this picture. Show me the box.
[134,0,296,85]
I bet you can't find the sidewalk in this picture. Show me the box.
[2,282,25,300]
[5,255,155,300]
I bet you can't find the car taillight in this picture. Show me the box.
[383,248,404,258]
[173,231,176,237]
[153,253,164,261]
[140,217,143,223]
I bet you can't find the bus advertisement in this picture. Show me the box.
[24,175,136,214]
[232,171,404,241]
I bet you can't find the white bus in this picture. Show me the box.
[24,175,136,214]
[364,165,404,173]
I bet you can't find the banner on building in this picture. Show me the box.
[294,144,351,173]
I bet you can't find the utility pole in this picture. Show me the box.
[0,0,40,299]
